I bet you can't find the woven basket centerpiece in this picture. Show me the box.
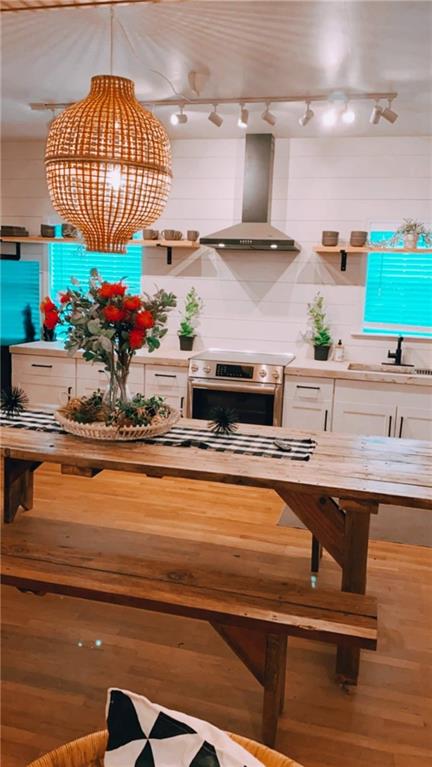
[55,405,180,442]
[45,75,172,254]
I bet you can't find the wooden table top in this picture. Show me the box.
[1,420,432,509]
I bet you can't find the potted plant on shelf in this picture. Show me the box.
[392,219,432,250]
[306,292,333,361]
[40,270,178,440]
[178,286,204,351]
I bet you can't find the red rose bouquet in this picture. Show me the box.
[41,269,176,409]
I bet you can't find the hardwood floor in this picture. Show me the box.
[1,464,432,766]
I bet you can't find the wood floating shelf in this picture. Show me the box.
[314,245,432,272]
[0,236,201,265]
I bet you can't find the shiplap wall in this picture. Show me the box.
[1,136,431,364]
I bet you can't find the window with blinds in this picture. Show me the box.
[0,260,40,345]
[49,242,142,338]
[363,231,432,338]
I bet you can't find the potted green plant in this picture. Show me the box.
[178,287,203,351]
[306,292,333,361]
[392,219,432,250]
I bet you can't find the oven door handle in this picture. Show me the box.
[189,379,277,395]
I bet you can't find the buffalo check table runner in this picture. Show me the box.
[0,410,316,461]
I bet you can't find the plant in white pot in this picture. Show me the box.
[178,287,203,351]
[306,292,333,361]
[392,219,432,250]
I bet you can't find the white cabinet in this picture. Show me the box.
[13,354,76,410]
[76,360,145,399]
[283,377,333,431]
[145,365,187,415]
[333,380,432,440]
[396,406,432,441]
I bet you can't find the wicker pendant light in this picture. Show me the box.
[45,75,172,253]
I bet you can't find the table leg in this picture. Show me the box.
[262,633,287,748]
[2,457,40,524]
[336,501,374,684]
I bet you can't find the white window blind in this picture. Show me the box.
[363,232,432,338]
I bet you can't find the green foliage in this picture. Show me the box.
[178,286,203,337]
[110,394,171,428]
[306,292,332,347]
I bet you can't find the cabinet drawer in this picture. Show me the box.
[284,376,334,404]
[145,365,187,393]
[334,380,406,405]
[77,359,143,386]
[13,354,75,380]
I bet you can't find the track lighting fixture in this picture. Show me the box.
[380,99,399,124]
[322,107,337,127]
[208,104,223,127]
[237,105,249,129]
[341,104,356,124]
[298,101,314,127]
[261,103,276,126]
[170,105,187,125]
[369,101,382,124]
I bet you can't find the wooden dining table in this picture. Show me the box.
[1,418,432,684]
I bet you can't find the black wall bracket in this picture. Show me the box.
[156,244,173,265]
[0,242,21,260]
[339,249,348,271]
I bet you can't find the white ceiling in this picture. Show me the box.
[1,0,432,140]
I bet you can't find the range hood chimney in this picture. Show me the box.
[200,134,300,252]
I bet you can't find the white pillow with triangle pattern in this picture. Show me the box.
[104,688,264,767]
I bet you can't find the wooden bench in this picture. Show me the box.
[1,517,378,748]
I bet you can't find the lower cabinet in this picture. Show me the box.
[145,365,188,415]
[12,354,76,410]
[395,404,432,441]
[76,360,145,399]
[282,377,333,431]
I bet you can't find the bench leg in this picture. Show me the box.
[336,504,372,684]
[262,634,287,748]
[2,457,40,524]
[311,535,322,573]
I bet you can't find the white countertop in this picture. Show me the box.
[285,359,432,387]
[9,342,432,385]
[9,341,191,367]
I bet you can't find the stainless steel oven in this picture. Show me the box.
[186,350,295,427]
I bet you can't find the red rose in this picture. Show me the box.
[103,305,126,323]
[129,328,145,349]
[40,296,56,312]
[123,295,141,312]
[98,281,126,299]
[135,310,154,330]
[44,309,60,330]
[59,291,72,305]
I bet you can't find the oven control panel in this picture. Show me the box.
[189,359,282,384]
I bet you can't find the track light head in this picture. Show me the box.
[261,103,276,126]
[341,104,356,124]
[298,101,314,127]
[170,106,188,126]
[322,107,337,127]
[237,105,249,129]
[208,105,223,127]
[369,101,382,125]
[380,99,398,123]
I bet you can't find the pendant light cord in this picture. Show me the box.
[109,6,114,75]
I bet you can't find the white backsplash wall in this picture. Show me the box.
[1,136,431,365]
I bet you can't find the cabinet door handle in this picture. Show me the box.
[97,369,106,374]
[398,416,404,438]
[388,415,392,437]
[296,385,320,390]
[323,409,328,431]
[180,396,184,413]
[154,373,177,379]
[31,363,53,369]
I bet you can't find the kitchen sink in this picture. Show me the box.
[347,363,432,376]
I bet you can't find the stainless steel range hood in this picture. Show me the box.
[200,134,300,252]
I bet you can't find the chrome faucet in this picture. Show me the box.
[387,336,404,366]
